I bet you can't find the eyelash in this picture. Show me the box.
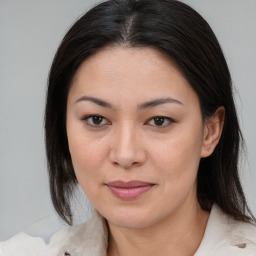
[81,115,175,128]
[81,115,111,127]
[146,116,174,127]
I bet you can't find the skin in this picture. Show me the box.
[66,46,225,256]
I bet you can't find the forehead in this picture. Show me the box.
[72,46,181,85]
[69,46,198,106]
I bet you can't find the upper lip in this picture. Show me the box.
[106,180,154,188]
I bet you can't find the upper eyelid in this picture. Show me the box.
[145,116,175,123]
[82,115,111,126]
[82,114,108,119]
[146,116,174,127]
[82,114,104,120]
[81,115,175,124]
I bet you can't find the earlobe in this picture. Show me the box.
[201,106,225,158]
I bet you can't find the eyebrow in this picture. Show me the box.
[75,96,112,108]
[75,96,183,109]
[138,97,183,109]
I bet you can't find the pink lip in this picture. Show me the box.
[106,180,154,200]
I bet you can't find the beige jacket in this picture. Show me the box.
[1,204,256,256]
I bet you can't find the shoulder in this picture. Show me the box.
[0,211,108,256]
[214,204,256,243]
[0,232,48,256]
[225,210,256,255]
[196,204,256,256]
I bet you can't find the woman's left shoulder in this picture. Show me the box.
[214,205,256,255]
[233,216,256,237]
[226,217,256,256]
[230,215,256,246]
[196,204,256,256]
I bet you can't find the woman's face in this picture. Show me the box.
[66,47,209,228]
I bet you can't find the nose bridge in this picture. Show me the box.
[119,120,135,147]
[115,121,138,157]
[110,120,145,168]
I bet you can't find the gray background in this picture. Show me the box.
[1,0,255,241]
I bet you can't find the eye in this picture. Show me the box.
[82,115,110,127]
[147,116,174,127]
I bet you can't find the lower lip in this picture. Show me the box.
[107,185,154,200]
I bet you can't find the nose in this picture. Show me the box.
[109,122,146,169]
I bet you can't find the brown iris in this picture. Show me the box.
[92,116,103,125]
[153,117,165,126]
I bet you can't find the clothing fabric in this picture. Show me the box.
[1,204,256,256]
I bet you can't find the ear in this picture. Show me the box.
[201,106,225,158]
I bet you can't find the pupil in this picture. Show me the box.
[93,116,102,125]
[154,117,164,126]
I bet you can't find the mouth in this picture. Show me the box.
[105,180,155,200]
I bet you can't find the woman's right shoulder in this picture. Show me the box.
[0,211,108,256]
[0,232,50,256]
[0,224,79,256]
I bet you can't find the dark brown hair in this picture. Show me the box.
[45,0,255,225]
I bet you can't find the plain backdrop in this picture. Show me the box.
[1,0,256,241]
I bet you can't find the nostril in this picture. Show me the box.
[234,243,246,249]
[115,161,139,168]
[125,161,140,168]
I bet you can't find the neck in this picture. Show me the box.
[107,201,210,256]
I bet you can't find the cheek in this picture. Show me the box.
[149,130,203,210]
[151,124,203,185]
[67,129,108,188]
[68,137,108,205]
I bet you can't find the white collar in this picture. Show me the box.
[195,204,256,255]
[1,204,256,255]
[60,204,256,256]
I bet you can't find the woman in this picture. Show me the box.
[1,0,256,255]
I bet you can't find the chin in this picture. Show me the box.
[108,215,152,229]
[101,206,162,229]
